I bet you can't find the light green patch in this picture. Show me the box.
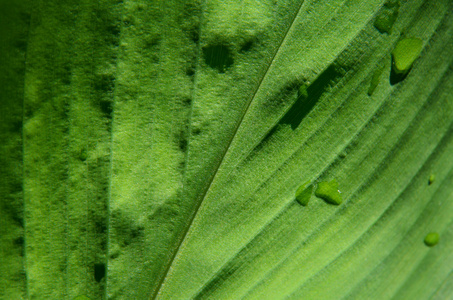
[373,0,400,34]
[368,66,385,96]
[295,181,313,206]
[392,37,423,75]
[424,232,439,247]
[314,179,342,205]
[428,174,435,185]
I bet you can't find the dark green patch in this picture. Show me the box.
[183,98,192,106]
[73,295,91,300]
[202,44,234,73]
[79,148,88,161]
[192,127,201,135]
[99,100,113,119]
[315,179,342,205]
[424,232,439,247]
[186,66,195,77]
[94,74,115,93]
[13,236,24,246]
[106,23,121,37]
[179,133,188,152]
[240,40,254,52]
[109,251,120,260]
[368,66,384,96]
[280,65,342,129]
[111,210,145,247]
[94,263,106,282]
[190,27,200,43]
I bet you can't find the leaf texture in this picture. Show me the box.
[0,0,452,299]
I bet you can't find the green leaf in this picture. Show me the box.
[1,0,453,299]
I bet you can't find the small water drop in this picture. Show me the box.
[295,181,313,206]
[374,0,400,34]
[391,37,423,76]
[424,232,439,247]
[315,179,342,205]
[428,174,435,185]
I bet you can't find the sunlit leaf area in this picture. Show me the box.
[1,0,452,299]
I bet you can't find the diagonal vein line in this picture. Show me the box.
[151,1,308,298]
[187,3,451,298]
[289,123,453,300]
[244,55,453,298]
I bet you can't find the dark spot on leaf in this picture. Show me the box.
[95,218,107,235]
[280,65,342,129]
[240,40,254,52]
[94,263,106,282]
[146,36,161,48]
[107,24,121,37]
[11,120,23,133]
[202,44,234,73]
[94,74,115,93]
[59,65,72,85]
[100,100,113,119]
[14,236,24,246]
[179,137,188,152]
[186,67,195,77]
[79,148,88,161]
[183,98,192,106]
[15,39,28,52]
[111,210,144,247]
[191,27,200,43]
[100,240,107,251]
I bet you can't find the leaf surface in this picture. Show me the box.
[1,0,452,299]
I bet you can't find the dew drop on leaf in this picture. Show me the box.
[373,0,400,34]
[391,37,423,75]
[428,174,435,185]
[424,232,439,247]
[295,181,313,206]
[314,179,342,205]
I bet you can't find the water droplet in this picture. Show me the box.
[391,37,423,76]
[295,181,313,206]
[424,232,439,247]
[374,0,400,34]
[428,174,435,185]
[315,179,342,205]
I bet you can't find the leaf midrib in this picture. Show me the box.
[150,1,308,298]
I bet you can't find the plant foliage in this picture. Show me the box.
[1,0,453,299]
